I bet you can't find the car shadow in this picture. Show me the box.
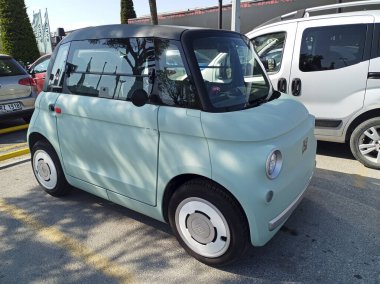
[316,140,355,160]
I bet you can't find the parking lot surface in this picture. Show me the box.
[0,136,379,283]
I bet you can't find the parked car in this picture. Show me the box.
[27,54,51,94]
[0,54,37,122]
[247,0,380,169]
[27,24,316,266]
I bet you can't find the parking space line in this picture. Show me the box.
[0,148,30,161]
[0,199,135,283]
[0,124,29,135]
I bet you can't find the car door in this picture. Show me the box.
[248,22,297,93]
[55,38,159,206]
[289,16,374,137]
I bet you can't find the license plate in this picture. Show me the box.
[0,102,22,113]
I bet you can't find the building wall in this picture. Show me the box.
[129,0,378,34]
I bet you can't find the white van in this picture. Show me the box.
[247,0,380,169]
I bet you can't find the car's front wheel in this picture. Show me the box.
[31,140,70,196]
[350,117,380,170]
[168,179,249,266]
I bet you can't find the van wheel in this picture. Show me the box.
[168,179,249,266]
[350,118,380,170]
[31,141,70,196]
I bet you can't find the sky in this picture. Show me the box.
[24,0,224,33]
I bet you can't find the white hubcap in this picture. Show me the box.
[358,126,380,164]
[175,197,230,258]
[33,150,58,190]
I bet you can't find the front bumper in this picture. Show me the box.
[268,172,313,231]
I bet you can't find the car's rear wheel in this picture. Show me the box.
[31,140,70,196]
[168,179,249,266]
[350,117,380,170]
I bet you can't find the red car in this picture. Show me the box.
[27,54,51,94]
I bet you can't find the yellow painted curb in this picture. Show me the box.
[0,147,30,161]
[0,142,28,152]
[0,124,29,135]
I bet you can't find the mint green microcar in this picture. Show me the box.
[28,25,316,266]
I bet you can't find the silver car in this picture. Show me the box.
[0,54,37,122]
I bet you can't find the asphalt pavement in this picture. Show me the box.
[0,135,379,283]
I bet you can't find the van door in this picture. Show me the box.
[249,22,297,93]
[55,38,158,206]
[289,16,374,137]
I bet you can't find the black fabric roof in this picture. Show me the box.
[60,24,206,43]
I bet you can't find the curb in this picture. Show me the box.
[0,148,30,162]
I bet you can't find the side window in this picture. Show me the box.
[299,24,367,72]
[155,39,200,109]
[252,32,286,73]
[48,43,70,91]
[65,38,154,99]
[33,58,50,73]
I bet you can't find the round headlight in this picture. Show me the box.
[266,150,282,179]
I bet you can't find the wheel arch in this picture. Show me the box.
[161,174,250,236]
[345,108,380,142]
[28,132,51,150]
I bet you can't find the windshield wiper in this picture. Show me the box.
[247,96,268,107]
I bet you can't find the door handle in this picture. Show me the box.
[48,104,62,114]
[48,104,55,112]
[277,78,287,93]
[291,78,302,96]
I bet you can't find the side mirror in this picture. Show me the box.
[261,58,276,72]
[131,89,148,107]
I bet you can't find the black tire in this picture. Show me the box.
[168,178,249,266]
[349,117,380,170]
[31,140,70,196]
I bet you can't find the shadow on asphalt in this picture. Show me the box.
[316,141,355,160]
[0,118,26,129]
[1,167,378,283]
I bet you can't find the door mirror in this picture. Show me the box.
[261,58,276,72]
[131,89,148,107]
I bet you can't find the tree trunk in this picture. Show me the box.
[149,0,158,25]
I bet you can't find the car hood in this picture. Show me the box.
[201,94,310,142]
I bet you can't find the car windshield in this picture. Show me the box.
[193,36,272,111]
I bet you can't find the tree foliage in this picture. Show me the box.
[0,0,40,63]
[121,0,136,24]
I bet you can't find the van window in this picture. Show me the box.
[156,39,200,109]
[65,38,154,99]
[48,43,70,91]
[252,32,286,73]
[299,24,367,72]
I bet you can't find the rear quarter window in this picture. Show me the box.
[0,58,26,77]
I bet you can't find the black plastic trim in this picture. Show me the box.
[315,119,342,128]
[368,72,380,79]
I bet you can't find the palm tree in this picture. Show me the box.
[149,0,158,25]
